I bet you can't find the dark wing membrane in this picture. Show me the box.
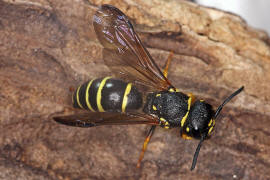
[93,4,173,92]
[53,112,160,128]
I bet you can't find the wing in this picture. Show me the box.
[93,4,174,92]
[53,111,160,128]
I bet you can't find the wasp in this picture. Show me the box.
[53,4,244,170]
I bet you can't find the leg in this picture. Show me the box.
[163,51,181,92]
[163,51,174,78]
[137,125,156,168]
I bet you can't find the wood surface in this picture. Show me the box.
[0,0,270,179]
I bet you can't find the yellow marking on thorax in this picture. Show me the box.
[159,117,170,129]
[169,88,180,93]
[156,94,161,97]
[181,96,192,127]
[164,122,170,129]
[97,77,111,112]
[122,83,132,112]
[76,85,83,109]
[187,93,195,104]
[85,79,95,112]
[152,105,157,111]
[160,117,166,122]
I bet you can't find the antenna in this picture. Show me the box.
[190,86,244,171]
[214,86,244,119]
[191,135,205,170]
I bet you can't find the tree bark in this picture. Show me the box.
[0,0,270,179]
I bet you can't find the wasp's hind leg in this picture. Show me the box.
[137,126,156,168]
[162,51,174,78]
[137,52,174,167]
[163,52,196,102]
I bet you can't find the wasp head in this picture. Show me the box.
[183,86,244,170]
[181,100,215,140]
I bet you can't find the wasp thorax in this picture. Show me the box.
[143,91,190,128]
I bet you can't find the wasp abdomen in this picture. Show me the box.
[73,77,142,112]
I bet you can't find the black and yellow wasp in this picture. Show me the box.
[53,4,244,170]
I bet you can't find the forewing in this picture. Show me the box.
[93,4,173,92]
[53,111,160,128]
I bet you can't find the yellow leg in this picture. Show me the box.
[163,51,174,78]
[137,126,156,168]
[181,132,193,140]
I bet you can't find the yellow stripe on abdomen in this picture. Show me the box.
[85,79,95,112]
[122,83,132,112]
[76,85,83,109]
[96,77,111,112]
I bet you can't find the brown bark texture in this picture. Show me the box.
[1,0,270,179]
